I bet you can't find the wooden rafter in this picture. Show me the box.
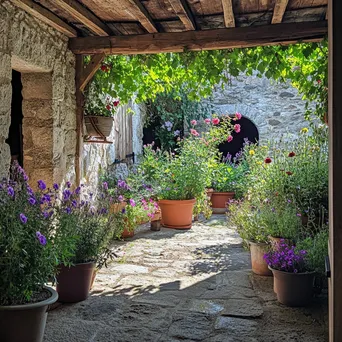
[222,0,235,28]
[126,0,158,33]
[11,0,77,37]
[53,0,113,36]
[167,0,197,31]
[79,54,106,92]
[69,21,328,55]
[271,0,289,24]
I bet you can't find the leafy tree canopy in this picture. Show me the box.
[87,39,327,121]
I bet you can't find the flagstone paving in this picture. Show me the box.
[44,215,328,342]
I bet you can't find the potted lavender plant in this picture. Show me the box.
[0,164,74,342]
[264,240,315,307]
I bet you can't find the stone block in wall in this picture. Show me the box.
[0,82,12,114]
[0,54,11,80]
[22,99,53,123]
[28,167,53,189]
[30,126,53,150]
[21,73,52,100]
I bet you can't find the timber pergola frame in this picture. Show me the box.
[11,1,342,342]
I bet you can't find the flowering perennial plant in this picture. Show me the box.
[264,240,309,273]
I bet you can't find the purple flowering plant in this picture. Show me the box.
[264,240,310,273]
[0,163,75,305]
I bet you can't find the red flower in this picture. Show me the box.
[265,157,272,164]
[227,135,233,143]
[317,80,321,84]
[106,104,111,110]
[190,120,197,126]
[113,100,120,107]
[288,151,296,157]
[234,124,241,133]
[286,171,293,175]
[101,64,110,72]
[212,118,220,125]
[190,128,199,136]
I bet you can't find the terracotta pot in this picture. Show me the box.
[0,286,58,342]
[84,116,114,138]
[158,199,196,229]
[210,191,235,214]
[270,267,315,306]
[56,262,95,303]
[121,227,134,238]
[110,202,126,214]
[249,241,272,276]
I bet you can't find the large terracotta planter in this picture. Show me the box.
[159,199,196,229]
[84,116,114,138]
[270,267,315,306]
[210,191,235,214]
[0,286,58,342]
[249,241,272,276]
[56,262,95,303]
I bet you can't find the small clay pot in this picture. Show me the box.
[0,286,58,342]
[150,220,161,231]
[158,199,196,229]
[270,267,315,307]
[210,192,235,214]
[249,241,272,276]
[121,228,134,239]
[56,262,95,303]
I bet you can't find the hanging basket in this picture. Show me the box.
[84,116,114,139]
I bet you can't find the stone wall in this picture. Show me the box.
[210,75,309,142]
[0,1,76,186]
[0,2,145,190]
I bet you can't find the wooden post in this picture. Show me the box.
[328,1,342,341]
[75,55,84,186]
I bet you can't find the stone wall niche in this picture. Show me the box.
[21,73,54,187]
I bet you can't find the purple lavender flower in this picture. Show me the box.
[63,189,71,201]
[37,180,46,191]
[121,208,126,214]
[72,200,77,208]
[174,130,180,137]
[36,232,47,246]
[29,197,36,205]
[53,183,59,191]
[118,195,124,202]
[75,186,81,195]
[65,207,71,214]
[7,186,15,197]
[100,208,108,214]
[129,199,136,207]
[66,181,71,188]
[19,213,27,224]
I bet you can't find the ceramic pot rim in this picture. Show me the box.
[269,266,316,276]
[211,192,235,196]
[248,240,269,247]
[158,199,196,204]
[0,286,58,311]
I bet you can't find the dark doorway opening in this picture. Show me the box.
[218,116,259,161]
[6,70,23,166]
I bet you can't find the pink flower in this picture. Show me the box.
[227,135,233,143]
[204,118,211,124]
[234,124,241,133]
[212,118,220,125]
[190,120,197,126]
[235,112,242,120]
[190,128,199,136]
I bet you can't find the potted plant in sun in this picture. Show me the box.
[0,164,74,342]
[229,199,272,276]
[84,78,120,139]
[54,182,119,303]
[264,240,315,306]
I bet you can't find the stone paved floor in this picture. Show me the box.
[44,216,328,342]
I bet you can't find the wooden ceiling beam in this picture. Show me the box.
[79,54,106,92]
[271,0,289,24]
[11,0,77,37]
[222,0,235,28]
[167,0,197,31]
[126,0,158,33]
[69,20,327,55]
[53,0,113,36]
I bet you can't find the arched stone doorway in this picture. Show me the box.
[218,116,259,161]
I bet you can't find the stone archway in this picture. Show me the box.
[218,116,259,161]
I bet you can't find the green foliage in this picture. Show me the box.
[0,165,74,305]
[86,40,327,121]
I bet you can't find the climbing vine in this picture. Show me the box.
[86,39,328,121]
